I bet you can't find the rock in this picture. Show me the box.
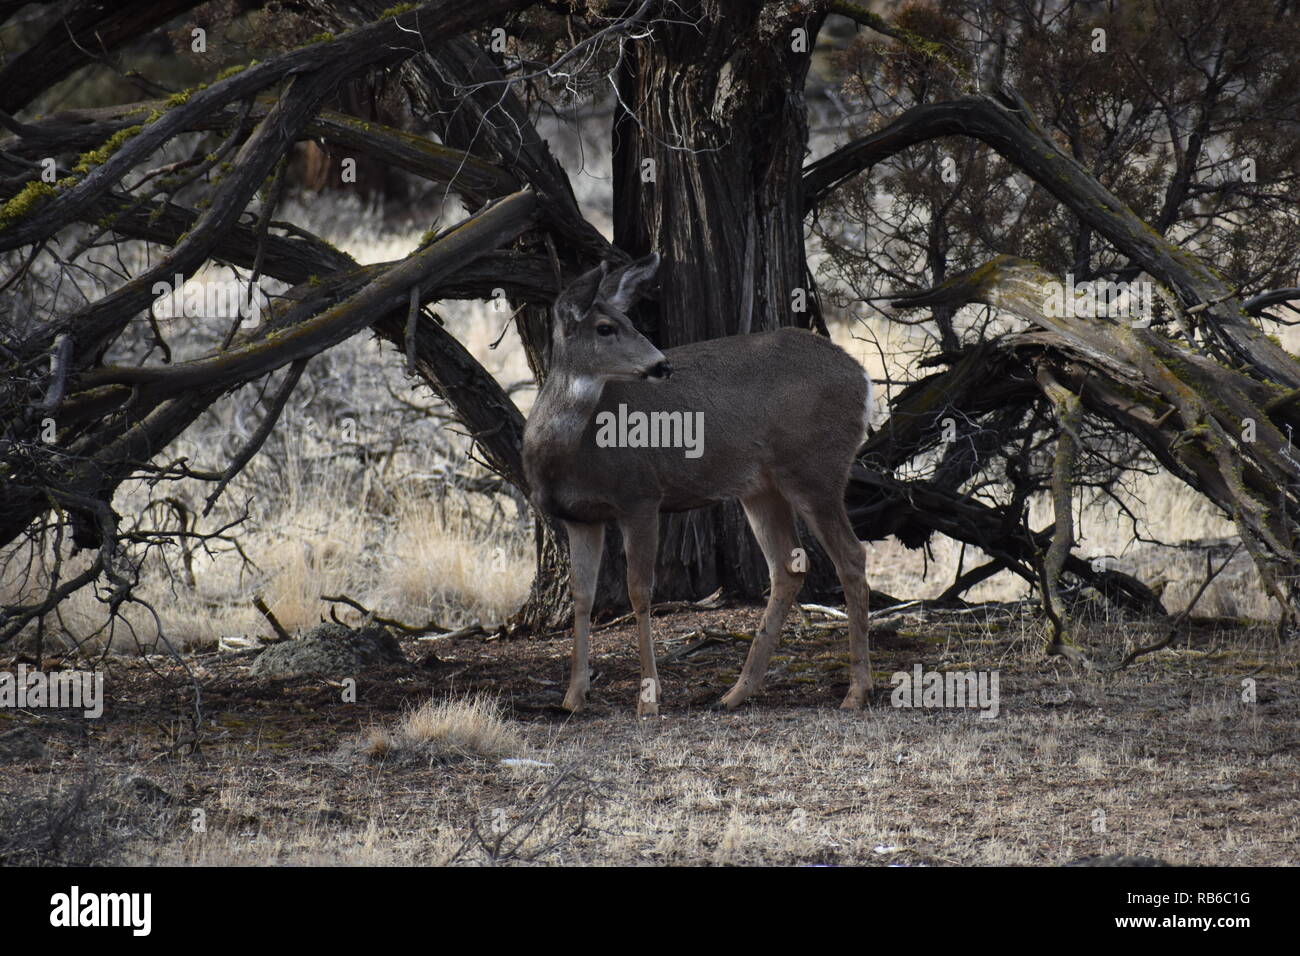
[249,622,406,679]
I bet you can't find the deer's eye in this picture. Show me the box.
[596,323,616,337]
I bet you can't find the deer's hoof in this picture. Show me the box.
[717,683,753,711]
[839,685,870,710]
[562,689,588,713]
[636,699,659,717]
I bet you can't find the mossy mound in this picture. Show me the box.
[249,622,406,678]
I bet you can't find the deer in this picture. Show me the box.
[522,252,873,716]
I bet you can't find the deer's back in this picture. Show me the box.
[653,326,864,413]
[538,328,867,521]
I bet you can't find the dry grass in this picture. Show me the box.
[0,603,1287,868]
[362,694,526,764]
[381,500,531,626]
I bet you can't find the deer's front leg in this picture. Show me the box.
[619,511,661,716]
[563,521,605,713]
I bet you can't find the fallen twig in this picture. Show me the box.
[799,603,848,619]
[417,623,490,642]
[321,593,450,636]
[660,629,751,664]
[252,593,291,643]
[1112,544,1241,670]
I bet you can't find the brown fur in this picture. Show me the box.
[523,254,873,714]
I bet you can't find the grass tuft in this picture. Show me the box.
[363,694,526,764]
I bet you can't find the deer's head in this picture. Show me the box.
[551,252,671,383]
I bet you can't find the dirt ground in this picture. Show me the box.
[1,602,1296,866]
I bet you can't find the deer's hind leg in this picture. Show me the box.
[563,520,604,713]
[619,509,662,716]
[791,493,873,710]
[719,489,806,710]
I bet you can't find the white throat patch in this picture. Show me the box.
[568,375,602,402]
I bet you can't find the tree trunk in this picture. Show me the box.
[604,0,840,603]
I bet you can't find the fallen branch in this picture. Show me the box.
[1112,544,1242,670]
[252,593,291,643]
[1039,364,1087,661]
[659,629,754,664]
[321,593,450,636]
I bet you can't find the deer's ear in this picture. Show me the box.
[554,261,610,324]
[599,251,660,313]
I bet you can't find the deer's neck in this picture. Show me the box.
[528,371,605,459]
